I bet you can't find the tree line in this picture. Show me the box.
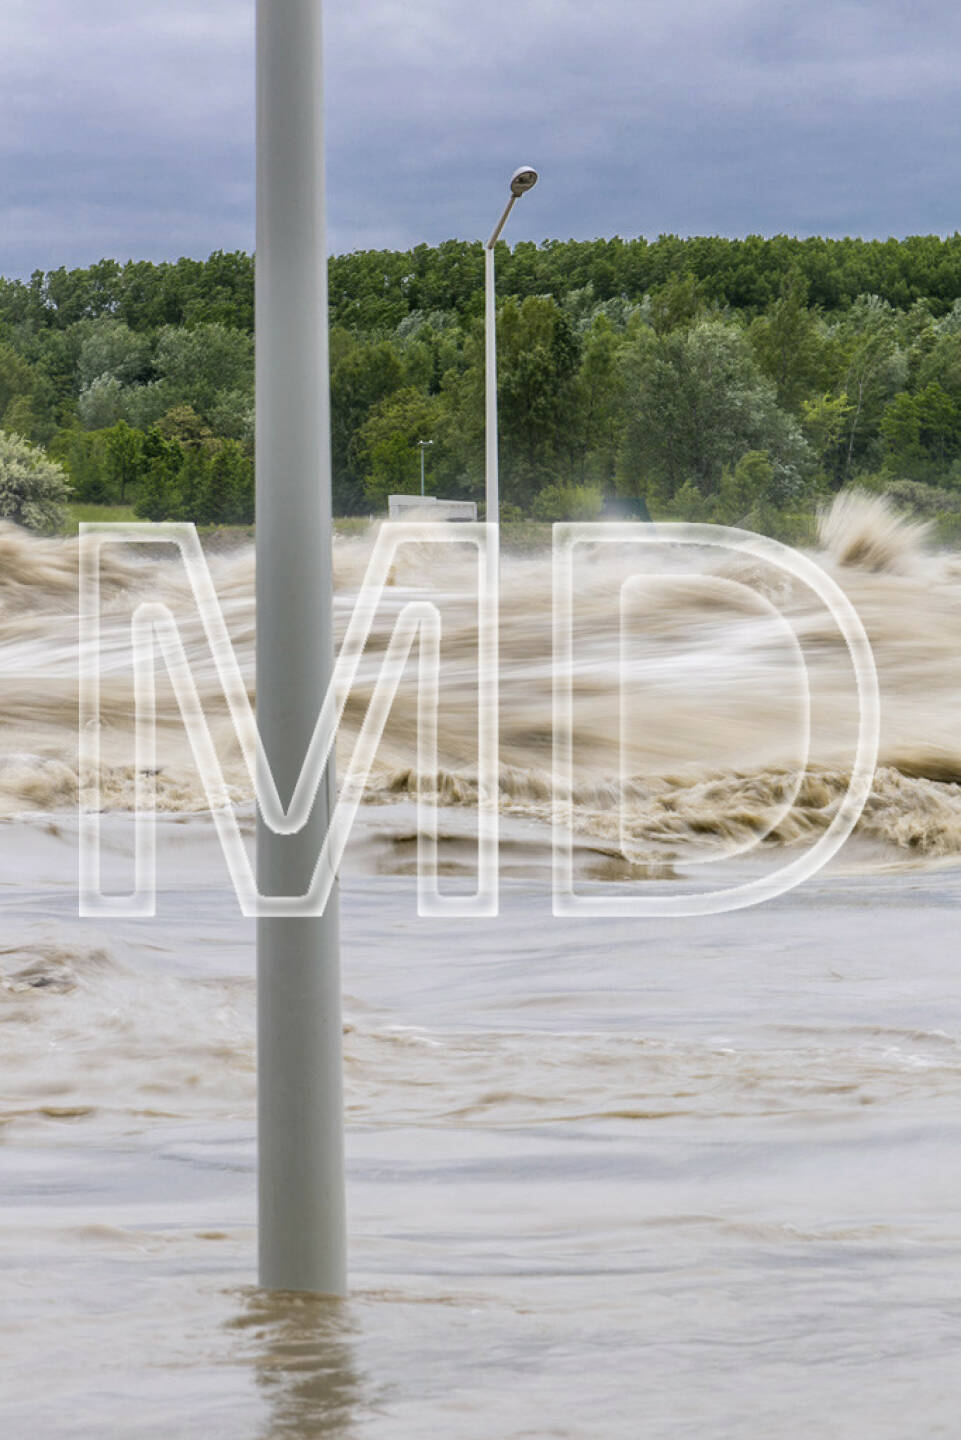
[6,235,961,532]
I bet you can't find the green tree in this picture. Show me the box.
[48,426,111,502]
[497,297,580,506]
[800,391,853,484]
[77,374,127,430]
[834,295,906,481]
[154,404,218,453]
[916,311,961,402]
[442,296,582,510]
[916,382,961,469]
[329,335,406,512]
[76,317,152,390]
[648,271,702,335]
[197,441,253,524]
[103,421,144,502]
[152,323,253,421]
[570,314,627,490]
[671,477,710,521]
[229,444,255,523]
[617,320,811,506]
[206,388,254,446]
[0,342,40,423]
[133,429,183,521]
[122,382,169,432]
[352,387,438,509]
[880,393,924,476]
[1,394,47,445]
[173,446,207,520]
[880,382,961,479]
[748,272,833,412]
[713,450,776,524]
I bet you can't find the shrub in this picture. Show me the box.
[531,483,603,522]
[0,430,71,532]
[881,477,961,519]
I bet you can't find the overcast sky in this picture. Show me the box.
[1,0,960,278]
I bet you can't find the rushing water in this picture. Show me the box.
[2,496,961,1437]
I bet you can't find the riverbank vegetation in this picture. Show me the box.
[5,235,961,539]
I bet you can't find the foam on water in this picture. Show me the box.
[2,500,961,869]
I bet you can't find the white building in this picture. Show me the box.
[387,495,478,523]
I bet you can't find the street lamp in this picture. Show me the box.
[416,438,433,497]
[485,165,538,526]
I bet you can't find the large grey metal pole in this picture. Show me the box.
[256,0,347,1295]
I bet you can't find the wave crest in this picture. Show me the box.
[817,490,931,572]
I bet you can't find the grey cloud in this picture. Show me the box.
[1,0,961,278]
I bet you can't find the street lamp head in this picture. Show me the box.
[510,166,538,197]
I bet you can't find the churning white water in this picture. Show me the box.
[2,496,961,1437]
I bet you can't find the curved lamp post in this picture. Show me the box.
[485,166,538,526]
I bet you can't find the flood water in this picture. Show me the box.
[2,496,961,1437]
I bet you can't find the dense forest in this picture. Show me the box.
[6,233,961,534]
